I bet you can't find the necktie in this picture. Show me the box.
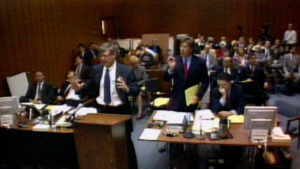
[37,84,42,100]
[184,58,188,79]
[104,68,111,104]
[76,65,81,76]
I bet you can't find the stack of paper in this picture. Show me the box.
[153,110,192,124]
[271,127,291,142]
[139,128,161,141]
[32,124,51,130]
[69,107,98,117]
[192,110,219,134]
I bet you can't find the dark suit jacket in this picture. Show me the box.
[164,55,209,111]
[20,82,55,104]
[216,67,241,83]
[82,63,139,114]
[211,84,246,115]
[74,64,91,81]
[240,65,266,89]
[150,46,162,55]
[83,50,99,66]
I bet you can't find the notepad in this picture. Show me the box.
[185,84,200,106]
[153,97,170,107]
[153,110,192,124]
[228,115,244,124]
[139,128,161,141]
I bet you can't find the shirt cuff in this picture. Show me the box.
[229,110,237,115]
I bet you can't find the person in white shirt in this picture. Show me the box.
[283,23,297,47]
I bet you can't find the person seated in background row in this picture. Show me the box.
[216,57,241,83]
[128,55,148,118]
[56,71,87,107]
[20,71,55,104]
[83,42,99,66]
[271,39,285,58]
[138,45,156,69]
[253,43,267,67]
[73,55,91,81]
[76,43,86,58]
[211,73,246,117]
[165,37,209,112]
[233,46,248,68]
[113,41,127,59]
[199,44,217,71]
[194,34,206,55]
[150,39,162,56]
[246,37,255,53]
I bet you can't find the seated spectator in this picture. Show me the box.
[150,39,162,56]
[139,45,156,69]
[211,73,246,117]
[56,71,86,107]
[113,41,127,59]
[271,39,284,57]
[194,34,206,55]
[20,71,55,104]
[83,42,99,66]
[234,47,248,68]
[264,40,272,61]
[246,37,255,53]
[76,43,86,58]
[199,44,217,71]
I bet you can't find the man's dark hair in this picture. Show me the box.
[217,73,231,82]
[181,37,195,49]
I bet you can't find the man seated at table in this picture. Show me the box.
[56,70,87,107]
[211,73,246,117]
[216,56,241,83]
[20,71,55,104]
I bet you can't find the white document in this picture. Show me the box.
[153,110,192,124]
[34,104,46,110]
[49,105,72,116]
[6,72,29,97]
[69,107,97,117]
[195,109,214,119]
[32,124,50,130]
[139,128,161,141]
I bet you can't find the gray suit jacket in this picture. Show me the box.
[199,52,217,70]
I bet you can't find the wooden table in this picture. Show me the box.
[139,112,291,147]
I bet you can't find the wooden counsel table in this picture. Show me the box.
[139,111,291,148]
[0,113,132,169]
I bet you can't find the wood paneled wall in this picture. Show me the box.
[115,0,300,41]
[0,0,116,96]
[1,0,299,96]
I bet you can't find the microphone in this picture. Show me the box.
[65,99,94,122]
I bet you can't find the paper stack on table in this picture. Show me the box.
[192,109,219,134]
[139,128,161,141]
[271,127,291,142]
[153,110,193,124]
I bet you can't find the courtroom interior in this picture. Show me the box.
[0,0,300,169]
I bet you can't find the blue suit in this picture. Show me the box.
[164,55,209,111]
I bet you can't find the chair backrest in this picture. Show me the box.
[6,72,29,98]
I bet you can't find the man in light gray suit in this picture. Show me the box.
[282,47,299,78]
[199,44,217,71]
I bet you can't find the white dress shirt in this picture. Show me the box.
[96,61,122,106]
[284,30,297,45]
[34,82,44,100]
[65,84,81,101]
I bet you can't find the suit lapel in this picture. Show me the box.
[186,56,196,80]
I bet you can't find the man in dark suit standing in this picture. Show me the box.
[211,73,246,117]
[20,71,55,104]
[164,38,209,112]
[73,42,139,169]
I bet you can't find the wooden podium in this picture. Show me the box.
[74,114,131,169]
